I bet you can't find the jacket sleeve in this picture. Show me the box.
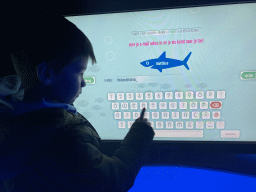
[46,120,154,192]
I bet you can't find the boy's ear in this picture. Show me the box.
[36,62,54,86]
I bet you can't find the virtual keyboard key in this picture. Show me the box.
[196,121,204,129]
[206,91,214,99]
[130,102,138,109]
[108,93,115,100]
[166,121,174,128]
[145,92,153,100]
[117,93,124,100]
[126,93,134,100]
[186,91,193,99]
[114,112,121,119]
[190,102,197,109]
[165,92,173,99]
[156,121,164,128]
[212,111,221,119]
[140,102,147,109]
[169,102,177,109]
[152,112,159,119]
[206,121,214,129]
[118,121,125,128]
[202,111,210,119]
[124,112,131,119]
[112,103,119,110]
[162,112,169,119]
[186,121,194,129]
[200,101,208,109]
[128,121,133,128]
[210,101,222,109]
[217,91,225,99]
[136,93,143,100]
[154,130,203,137]
[121,102,128,109]
[192,111,200,119]
[133,112,140,119]
[172,112,179,119]
[221,130,239,138]
[155,92,163,99]
[196,91,204,99]
[149,102,157,109]
[182,112,189,119]
[179,102,187,109]
[176,121,183,129]
[217,121,225,129]
[175,92,183,99]
[160,102,167,109]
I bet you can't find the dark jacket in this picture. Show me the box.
[0,102,154,192]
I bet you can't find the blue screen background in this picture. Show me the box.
[129,166,256,191]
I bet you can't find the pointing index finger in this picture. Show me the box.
[140,107,146,120]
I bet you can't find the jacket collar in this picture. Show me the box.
[11,98,78,118]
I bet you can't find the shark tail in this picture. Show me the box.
[183,52,191,70]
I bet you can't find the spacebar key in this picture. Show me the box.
[154,130,203,138]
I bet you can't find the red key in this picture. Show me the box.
[210,101,222,109]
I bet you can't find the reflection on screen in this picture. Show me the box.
[66,2,256,141]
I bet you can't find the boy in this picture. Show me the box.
[1,12,154,191]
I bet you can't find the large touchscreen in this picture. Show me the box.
[66,2,256,141]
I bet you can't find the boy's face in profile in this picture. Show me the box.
[49,56,88,105]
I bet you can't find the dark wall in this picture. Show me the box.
[49,0,252,16]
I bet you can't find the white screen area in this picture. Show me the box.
[66,3,256,141]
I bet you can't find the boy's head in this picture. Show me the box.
[11,12,96,104]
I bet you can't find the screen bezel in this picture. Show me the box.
[65,0,256,153]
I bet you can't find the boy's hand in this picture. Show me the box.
[135,108,151,127]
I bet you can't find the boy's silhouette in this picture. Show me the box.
[0,11,154,191]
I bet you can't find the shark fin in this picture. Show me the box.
[183,52,191,70]
[151,65,162,72]
[158,51,166,59]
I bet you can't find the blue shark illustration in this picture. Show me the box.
[140,51,191,72]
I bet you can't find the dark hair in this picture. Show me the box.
[11,12,96,90]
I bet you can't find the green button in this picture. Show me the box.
[84,77,95,84]
[241,71,256,80]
